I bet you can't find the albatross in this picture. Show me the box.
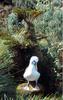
[23,56,40,90]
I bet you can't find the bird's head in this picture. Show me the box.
[29,56,39,66]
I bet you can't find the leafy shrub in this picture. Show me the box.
[34,7,62,43]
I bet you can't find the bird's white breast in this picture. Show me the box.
[23,64,40,81]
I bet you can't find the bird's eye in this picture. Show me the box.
[33,60,36,62]
[32,60,36,65]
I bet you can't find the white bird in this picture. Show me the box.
[23,56,40,90]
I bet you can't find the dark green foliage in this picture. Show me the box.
[0,35,16,93]
[0,48,14,69]
[0,74,16,93]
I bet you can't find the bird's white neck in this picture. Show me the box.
[29,63,38,71]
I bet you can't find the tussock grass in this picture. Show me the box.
[0,93,62,100]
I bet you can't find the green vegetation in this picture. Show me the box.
[0,0,62,99]
[0,93,62,100]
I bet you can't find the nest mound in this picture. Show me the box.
[16,83,44,94]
